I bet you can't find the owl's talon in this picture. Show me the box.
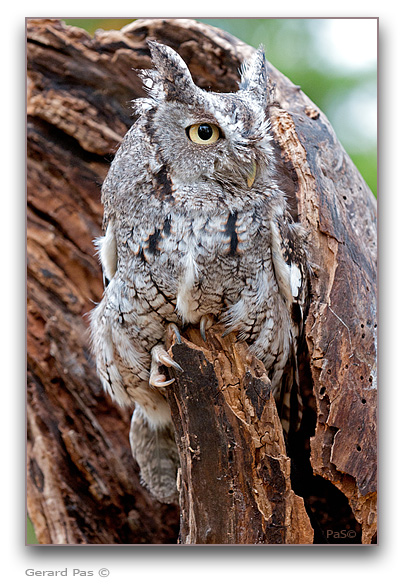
[149,374,175,388]
[158,353,184,372]
[167,323,182,344]
[200,314,214,342]
[152,344,183,371]
[149,356,176,388]
[149,344,183,388]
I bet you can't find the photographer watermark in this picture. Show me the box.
[25,568,110,577]
[326,529,357,540]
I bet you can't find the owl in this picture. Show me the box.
[90,41,309,503]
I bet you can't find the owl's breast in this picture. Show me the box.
[133,208,267,324]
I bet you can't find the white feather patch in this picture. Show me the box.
[290,263,302,299]
[176,251,200,323]
[95,222,117,282]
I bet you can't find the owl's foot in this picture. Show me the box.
[149,343,183,388]
[200,314,214,342]
[167,322,182,344]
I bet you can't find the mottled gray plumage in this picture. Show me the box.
[90,41,309,503]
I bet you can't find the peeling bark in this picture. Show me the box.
[269,103,377,543]
[27,18,377,545]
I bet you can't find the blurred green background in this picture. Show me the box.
[27,17,377,545]
[26,516,37,545]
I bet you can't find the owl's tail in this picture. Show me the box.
[129,407,179,504]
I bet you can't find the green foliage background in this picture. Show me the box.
[27,16,377,545]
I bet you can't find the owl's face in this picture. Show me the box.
[136,42,275,195]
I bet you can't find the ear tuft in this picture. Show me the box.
[146,40,197,102]
[239,45,268,103]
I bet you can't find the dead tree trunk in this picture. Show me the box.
[164,326,314,544]
[27,18,377,545]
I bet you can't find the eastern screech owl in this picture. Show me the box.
[90,41,309,503]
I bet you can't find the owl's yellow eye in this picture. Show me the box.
[187,123,220,145]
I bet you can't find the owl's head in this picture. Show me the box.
[135,41,275,195]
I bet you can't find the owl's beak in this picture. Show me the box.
[246,160,257,188]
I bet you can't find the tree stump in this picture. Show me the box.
[27,18,377,545]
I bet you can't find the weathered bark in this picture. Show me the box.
[165,326,313,544]
[27,17,377,545]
